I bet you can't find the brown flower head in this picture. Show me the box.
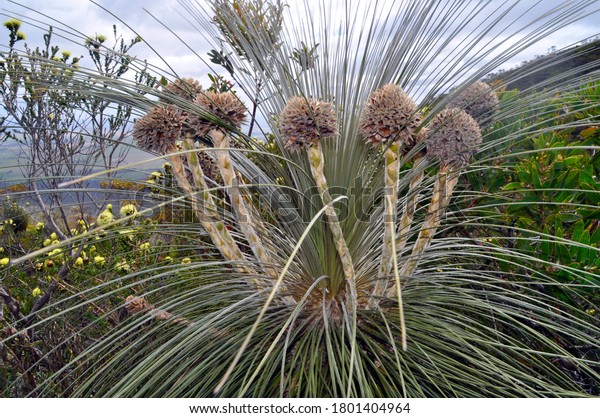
[133,106,184,154]
[279,96,337,149]
[125,295,151,314]
[160,77,203,103]
[190,91,247,136]
[359,84,421,149]
[425,108,482,167]
[448,81,498,125]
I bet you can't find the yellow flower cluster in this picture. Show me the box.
[97,205,114,226]
[119,203,138,217]
[139,242,151,253]
[115,260,131,274]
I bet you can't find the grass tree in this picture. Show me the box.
[2,0,600,397]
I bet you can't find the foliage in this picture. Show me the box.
[0,20,153,237]
[465,81,600,306]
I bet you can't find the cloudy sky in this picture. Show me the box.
[2,0,599,89]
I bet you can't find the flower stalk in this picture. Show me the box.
[209,129,279,280]
[358,84,421,309]
[387,107,482,296]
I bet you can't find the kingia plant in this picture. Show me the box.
[2,0,600,397]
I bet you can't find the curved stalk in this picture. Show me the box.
[306,142,357,350]
[176,138,259,284]
[209,129,278,279]
[306,144,355,286]
[367,142,400,309]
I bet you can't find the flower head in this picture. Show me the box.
[160,77,203,102]
[139,242,151,253]
[190,91,247,136]
[115,260,131,274]
[279,97,337,149]
[32,287,42,298]
[119,203,138,218]
[133,106,184,154]
[359,84,421,148]
[93,255,106,266]
[0,257,9,267]
[125,295,151,314]
[96,208,114,227]
[425,108,482,168]
[448,81,498,125]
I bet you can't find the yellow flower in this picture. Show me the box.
[93,256,106,266]
[50,232,58,241]
[35,262,44,271]
[181,257,191,265]
[32,287,42,298]
[36,222,45,230]
[164,256,173,263]
[0,257,9,267]
[48,248,62,258]
[0,246,3,253]
[150,171,163,180]
[139,242,151,253]
[119,204,138,217]
[96,210,114,226]
[74,257,84,267]
[115,260,131,274]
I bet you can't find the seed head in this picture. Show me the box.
[425,108,482,167]
[279,96,337,149]
[359,84,421,149]
[133,106,184,154]
[161,77,203,102]
[190,91,247,136]
[448,81,498,125]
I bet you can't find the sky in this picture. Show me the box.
[2,0,599,88]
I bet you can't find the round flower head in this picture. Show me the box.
[160,77,203,103]
[119,203,138,217]
[190,91,247,136]
[448,81,498,125]
[279,96,337,149]
[425,108,482,168]
[359,84,421,148]
[133,106,184,154]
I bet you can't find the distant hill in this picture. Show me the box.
[484,37,600,91]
